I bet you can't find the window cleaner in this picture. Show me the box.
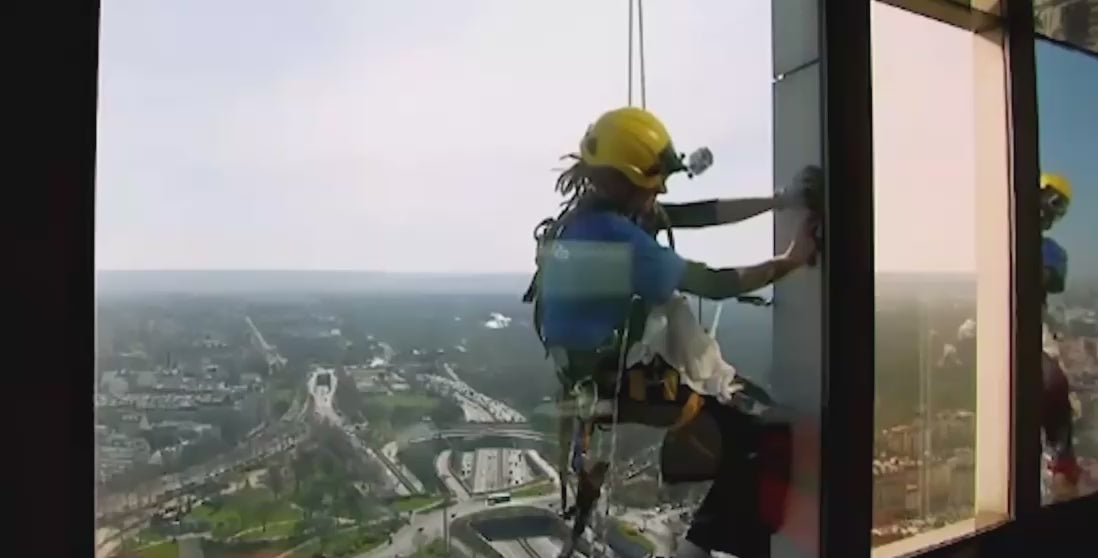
[521,3,822,555]
[525,105,822,558]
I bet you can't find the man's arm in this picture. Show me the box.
[676,214,818,300]
[660,165,823,230]
[678,256,800,300]
[628,213,815,304]
[662,198,778,229]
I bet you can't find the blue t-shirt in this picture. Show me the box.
[1042,236,1068,293]
[539,209,687,350]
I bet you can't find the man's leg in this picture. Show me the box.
[612,374,788,558]
[601,366,790,558]
[680,398,789,558]
[1042,351,1081,499]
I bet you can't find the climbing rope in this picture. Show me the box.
[627,0,634,107]
[637,0,647,109]
[626,0,648,109]
[589,6,651,553]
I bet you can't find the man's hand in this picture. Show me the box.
[776,165,823,210]
[783,216,819,267]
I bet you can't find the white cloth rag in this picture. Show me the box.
[625,293,743,404]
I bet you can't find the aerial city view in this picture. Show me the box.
[95,271,700,558]
[91,2,1098,557]
[93,271,1098,558]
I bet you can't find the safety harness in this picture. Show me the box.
[521,194,776,555]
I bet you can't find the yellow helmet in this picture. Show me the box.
[1041,172,1073,201]
[579,107,687,192]
[1039,172,1072,230]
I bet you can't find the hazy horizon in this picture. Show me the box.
[95,268,1025,297]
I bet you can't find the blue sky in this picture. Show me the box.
[96,0,775,272]
[1035,41,1098,281]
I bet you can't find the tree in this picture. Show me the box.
[267,464,286,497]
[317,453,338,479]
[298,486,325,521]
[271,399,291,418]
[428,398,463,429]
[291,452,312,495]
[368,459,390,489]
[254,498,279,533]
[311,514,338,551]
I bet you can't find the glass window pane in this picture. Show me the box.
[1035,0,1098,56]
[1035,38,1098,504]
[96,1,821,557]
[870,1,1011,552]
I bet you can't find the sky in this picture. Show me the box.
[95,0,775,273]
[96,1,1096,278]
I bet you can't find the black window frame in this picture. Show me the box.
[28,1,1095,556]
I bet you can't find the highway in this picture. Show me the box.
[405,425,550,444]
[526,449,561,486]
[355,493,558,558]
[307,368,418,496]
[94,429,306,555]
[96,425,305,519]
[246,315,288,370]
[98,341,305,558]
[307,368,340,424]
[473,448,497,493]
[617,505,692,557]
[99,316,302,517]
[495,539,533,558]
[382,440,426,493]
[364,363,578,557]
[420,369,527,423]
[436,449,471,500]
[356,487,570,558]
[97,398,308,519]
[525,536,565,558]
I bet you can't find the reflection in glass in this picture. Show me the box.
[1035,0,1098,55]
[1035,38,1098,503]
[868,2,1009,547]
[873,280,979,544]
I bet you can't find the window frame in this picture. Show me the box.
[818,0,877,557]
[63,1,1094,557]
[854,0,1096,556]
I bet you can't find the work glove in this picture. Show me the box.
[776,165,823,211]
[703,364,744,406]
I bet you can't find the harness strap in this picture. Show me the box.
[661,368,678,400]
[670,392,705,432]
[580,361,707,440]
[556,391,573,512]
[627,369,646,401]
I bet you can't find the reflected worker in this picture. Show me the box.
[944,173,1083,500]
[1038,172,1083,500]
